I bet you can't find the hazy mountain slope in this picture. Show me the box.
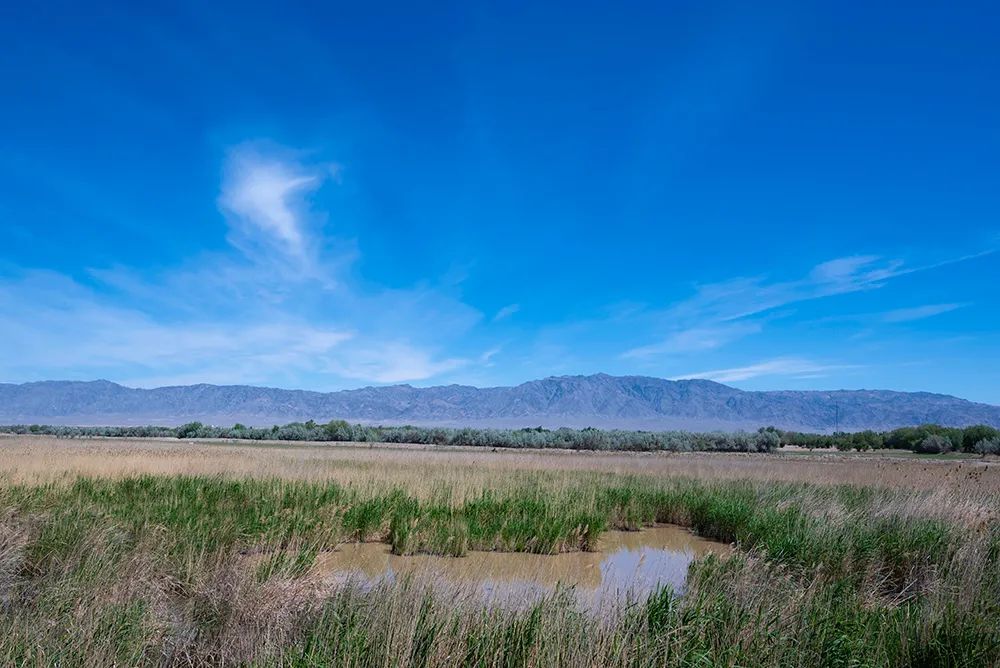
[1,374,998,431]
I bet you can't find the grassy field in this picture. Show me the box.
[0,435,997,666]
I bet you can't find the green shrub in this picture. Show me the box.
[915,434,952,454]
[974,437,1000,456]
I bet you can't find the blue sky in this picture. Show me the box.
[1,2,998,402]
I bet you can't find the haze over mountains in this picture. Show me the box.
[1,375,998,432]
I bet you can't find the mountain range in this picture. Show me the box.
[1,375,998,432]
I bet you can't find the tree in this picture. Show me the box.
[176,422,204,439]
[915,434,952,454]
[851,430,882,451]
[974,437,1000,456]
[323,420,351,441]
[962,425,999,452]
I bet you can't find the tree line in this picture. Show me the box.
[3,421,782,452]
[4,421,999,454]
[766,423,1000,455]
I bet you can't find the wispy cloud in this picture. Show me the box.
[479,347,502,366]
[664,254,907,325]
[0,143,483,387]
[880,302,967,323]
[220,148,317,256]
[328,342,468,384]
[670,357,859,383]
[615,255,895,361]
[492,304,520,322]
[0,270,356,383]
[622,322,762,359]
[623,251,991,360]
[1,138,993,391]
[217,143,342,281]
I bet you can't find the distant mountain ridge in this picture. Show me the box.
[2,375,998,432]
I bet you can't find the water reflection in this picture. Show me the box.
[312,525,731,606]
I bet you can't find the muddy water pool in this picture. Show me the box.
[312,525,731,608]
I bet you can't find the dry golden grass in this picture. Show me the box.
[1,434,997,496]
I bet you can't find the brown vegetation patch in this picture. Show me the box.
[0,435,997,495]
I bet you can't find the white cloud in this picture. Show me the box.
[492,303,520,322]
[615,255,885,360]
[330,343,468,384]
[622,322,762,359]
[808,255,899,286]
[221,159,314,254]
[217,144,341,277]
[666,254,907,325]
[0,143,483,388]
[0,264,476,387]
[4,136,993,391]
[0,270,355,386]
[670,357,858,383]
[621,251,990,360]
[480,347,502,365]
[880,303,967,323]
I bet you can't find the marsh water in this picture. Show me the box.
[313,525,731,607]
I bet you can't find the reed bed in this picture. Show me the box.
[0,436,996,666]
